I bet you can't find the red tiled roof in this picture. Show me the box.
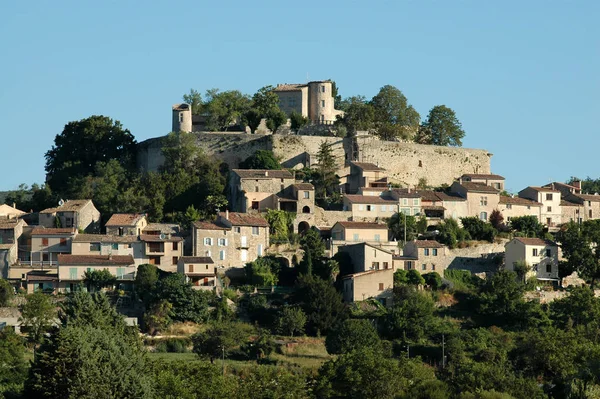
[40,199,92,213]
[31,228,76,236]
[344,195,398,204]
[460,182,500,193]
[391,189,421,199]
[219,212,269,227]
[0,219,25,229]
[180,256,214,264]
[499,196,542,206]
[526,186,560,193]
[351,162,385,171]
[513,237,557,246]
[105,213,145,226]
[57,254,134,266]
[232,169,293,179]
[461,173,505,180]
[193,221,230,230]
[412,240,445,248]
[335,221,388,230]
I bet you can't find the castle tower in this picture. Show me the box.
[172,103,192,132]
[307,81,335,124]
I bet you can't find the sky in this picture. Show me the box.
[0,1,598,194]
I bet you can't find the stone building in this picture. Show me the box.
[346,162,389,194]
[458,174,505,191]
[504,237,559,282]
[273,80,344,124]
[518,186,562,230]
[71,234,141,263]
[396,240,448,274]
[228,169,295,213]
[192,212,269,268]
[57,254,137,293]
[39,199,101,233]
[450,181,500,221]
[105,214,147,236]
[0,204,25,219]
[498,196,542,222]
[342,195,398,221]
[177,256,217,290]
[0,219,26,279]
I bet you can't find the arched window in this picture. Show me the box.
[302,206,310,214]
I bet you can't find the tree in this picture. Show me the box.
[335,96,375,134]
[489,209,504,230]
[251,85,280,117]
[180,205,202,230]
[19,292,56,346]
[243,108,262,133]
[388,213,418,242]
[203,89,251,131]
[0,330,28,397]
[549,286,600,331]
[370,85,420,141]
[300,227,326,259]
[183,88,203,115]
[0,279,12,306]
[436,218,470,248]
[134,264,159,304]
[239,150,282,170]
[83,269,117,292]
[460,216,497,242]
[290,110,309,131]
[325,319,380,355]
[192,322,255,363]
[513,260,531,284]
[474,270,529,327]
[245,257,279,286]
[242,330,275,362]
[313,141,339,201]
[557,220,600,288]
[421,105,465,146]
[152,273,211,323]
[265,209,295,242]
[407,269,426,286]
[509,216,544,238]
[423,272,443,290]
[394,269,409,286]
[293,274,346,336]
[383,288,435,341]
[44,115,137,194]
[24,325,153,398]
[144,300,172,336]
[266,108,287,134]
[275,306,307,337]
[59,291,129,334]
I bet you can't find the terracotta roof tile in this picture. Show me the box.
[526,186,560,193]
[193,221,230,230]
[232,169,294,179]
[0,219,25,229]
[335,221,388,230]
[105,213,146,226]
[351,162,385,171]
[40,199,92,214]
[57,254,134,266]
[73,234,139,243]
[391,189,421,199]
[460,182,500,193]
[31,228,76,236]
[143,223,180,235]
[219,212,269,227]
[412,240,445,248]
[499,196,542,206]
[512,237,557,246]
[180,256,214,264]
[293,183,314,190]
[344,195,398,204]
[461,173,505,180]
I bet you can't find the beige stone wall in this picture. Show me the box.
[519,188,562,226]
[276,89,307,117]
[343,269,394,304]
[343,199,398,220]
[465,192,500,220]
[331,226,388,242]
[193,226,269,268]
[142,241,183,272]
[58,264,136,282]
[106,218,147,236]
[499,203,541,221]
[505,240,559,280]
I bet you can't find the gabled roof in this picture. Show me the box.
[542,182,580,191]
[232,169,293,179]
[351,162,385,172]
[461,173,505,180]
[334,221,388,230]
[574,194,600,202]
[411,240,445,248]
[524,186,560,193]
[0,204,25,216]
[73,234,139,243]
[344,195,398,204]
[391,189,421,199]
[458,182,500,194]
[143,223,180,235]
[273,83,306,92]
[219,212,269,227]
[105,213,146,227]
[499,196,542,206]
[511,237,557,247]
[193,221,230,231]
[40,199,93,214]
[57,254,134,266]
[31,228,76,236]
[0,218,26,230]
[293,183,314,190]
[180,256,214,264]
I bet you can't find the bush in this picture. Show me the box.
[422,272,443,290]
[444,269,481,292]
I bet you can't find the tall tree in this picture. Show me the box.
[388,213,418,242]
[325,319,380,355]
[240,150,282,170]
[0,330,28,397]
[370,85,420,140]
[203,89,251,131]
[557,220,600,288]
[44,116,137,194]
[0,279,12,306]
[251,85,280,117]
[183,88,203,115]
[421,105,465,146]
[19,292,56,346]
[313,141,339,201]
[335,96,376,135]
[293,274,346,336]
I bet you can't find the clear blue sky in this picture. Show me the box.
[1,1,598,193]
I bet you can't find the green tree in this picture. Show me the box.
[293,274,347,336]
[420,105,465,146]
[335,96,376,134]
[325,319,380,355]
[437,218,470,248]
[83,269,117,292]
[44,115,137,194]
[239,150,282,170]
[423,272,443,290]
[513,260,531,284]
[25,325,153,399]
[300,227,326,259]
[394,269,409,286]
[275,306,307,337]
[59,291,128,334]
[266,108,288,134]
[407,269,426,286]
[183,88,203,115]
[313,141,339,201]
[151,361,237,399]
[509,215,544,238]
[370,85,420,140]
[557,220,600,288]
[290,110,309,131]
[0,330,28,397]
[19,292,56,346]
[460,216,497,242]
[134,264,159,304]
[152,273,211,323]
[144,300,172,336]
[388,213,418,242]
[0,278,13,306]
[251,85,280,116]
[243,108,262,133]
[180,204,202,230]
[383,288,435,341]
[203,89,251,131]
[265,209,295,242]
[242,330,276,362]
[236,365,309,399]
[245,257,279,286]
[549,286,600,331]
[192,321,255,363]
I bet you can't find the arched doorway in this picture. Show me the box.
[298,221,310,234]
[302,205,311,214]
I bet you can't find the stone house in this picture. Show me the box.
[342,269,395,306]
[0,204,25,219]
[289,183,315,233]
[71,234,140,262]
[228,169,295,213]
[450,181,500,221]
[458,173,505,191]
[105,213,147,236]
[25,271,58,294]
[518,187,562,230]
[390,189,422,217]
[273,80,344,124]
[346,162,388,194]
[192,212,269,268]
[331,221,389,244]
[498,196,542,222]
[504,237,559,282]
[0,219,26,279]
[39,199,101,233]
[397,240,448,274]
[139,223,183,272]
[542,181,582,197]
[177,256,217,290]
[26,227,77,266]
[57,254,136,293]
[342,194,398,221]
[417,190,467,224]
[560,200,581,224]
[560,194,600,223]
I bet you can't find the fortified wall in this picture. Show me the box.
[137,133,492,188]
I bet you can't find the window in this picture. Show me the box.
[378,283,384,291]
[358,204,364,211]
[304,191,310,199]
[432,248,438,256]
[401,208,411,215]
[480,196,488,206]
[381,205,386,212]
[546,193,553,201]
[69,268,77,280]
[90,243,101,251]
[321,100,325,107]
[533,248,538,256]
[546,264,552,273]
[422,264,427,271]
[219,250,226,260]
[204,238,213,246]
[218,238,227,246]
[43,253,49,262]
[188,264,194,273]
[65,218,73,227]
[252,226,260,235]
[42,238,49,246]
[547,206,552,212]
[432,264,436,271]
[506,204,512,209]
[479,212,488,221]
[251,201,259,210]
[234,227,241,233]
[116,268,124,279]
[424,248,430,256]
[374,234,380,242]
[589,201,592,206]
[407,261,412,270]
[257,244,263,256]
[383,262,389,269]
[321,85,326,93]
[493,183,501,189]
[403,199,408,206]
[111,243,118,250]
[255,186,259,192]
[59,238,67,247]
[353,234,359,242]
[172,256,178,265]
[413,199,419,206]
[366,205,372,211]
[590,210,593,218]
[545,249,551,257]
[173,241,178,251]
[372,262,379,270]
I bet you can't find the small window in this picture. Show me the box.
[111,243,118,250]
[546,249,551,257]
[413,199,419,206]
[546,264,552,273]
[366,205,372,211]
[172,256,178,265]
[173,241,178,251]
[69,268,77,280]
[383,262,389,269]
[378,283,384,291]
[424,248,430,256]
[480,196,488,206]
[321,100,325,107]
[547,206,552,212]
[252,226,260,235]
[188,264,193,273]
[432,248,438,256]
[432,264,436,271]
[219,250,226,260]
[422,264,427,271]
[403,199,408,206]
[381,205,386,212]
[251,201,259,210]
[546,193,553,201]
[407,261,412,270]
[374,234,380,242]
[257,244,263,256]
[480,212,488,221]
[372,262,379,270]
[42,238,49,246]
[218,238,227,246]
[506,204,512,209]
[90,243,101,251]
[321,85,326,93]
[234,227,241,233]
[358,204,364,211]
[255,186,259,192]
[353,233,359,242]
[204,237,213,246]
[590,210,593,218]
[533,248,538,256]
[59,238,67,247]
[304,191,310,199]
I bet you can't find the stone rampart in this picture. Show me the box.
[440,241,506,274]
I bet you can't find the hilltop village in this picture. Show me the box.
[2,81,600,398]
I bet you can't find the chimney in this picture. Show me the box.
[407,187,411,194]
[573,180,582,191]
[225,210,229,220]
[12,203,16,209]
[265,171,268,177]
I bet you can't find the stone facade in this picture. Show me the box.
[39,200,101,233]
[518,187,562,229]
[400,240,448,274]
[273,81,343,124]
[177,256,217,289]
[105,214,148,236]
[342,269,394,305]
[504,237,559,281]
[228,169,296,213]
[450,182,500,221]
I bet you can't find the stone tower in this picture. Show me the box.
[172,103,192,132]
[307,81,336,124]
